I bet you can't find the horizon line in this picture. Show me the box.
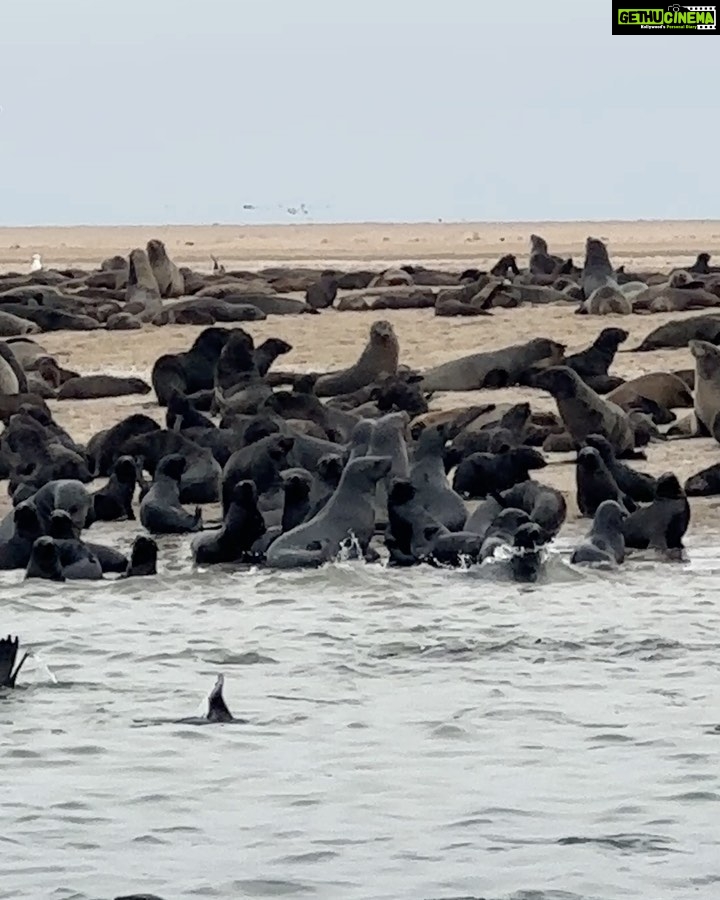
[0,216,719,230]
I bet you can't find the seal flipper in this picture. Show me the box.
[0,635,28,688]
[206,674,233,723]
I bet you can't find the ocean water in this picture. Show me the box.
[2,528,720,900]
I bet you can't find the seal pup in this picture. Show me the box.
[123,536,158,577]
[0,502,42,570]
[139,455,203,535]
[0,635,28,688]
[87,456,137,524]
[48,510,103,580]
[314,320,399,397]
[581,237,618,297]
[570,500,627,566]
[266,456,392,569]
[508,522,547,583]
[25,536,65,582]
[532,366,634,456]
[585,434,656,502]
[192,481,265,565]
[499,480,567,538]
[452,447,547,499]
[575,446,634,517]
[623,473,690,553]
[689,339,720,436]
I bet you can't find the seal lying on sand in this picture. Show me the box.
[266,456,392,568]
[421,338,565,392]
[453,447,547,499]
[533,366,635,455]
[57,375,151,400]
[192,481,266,565]
[314,321,399,397]
[571,500,627,565]
[629,315,720,352]
[0,635,28,688]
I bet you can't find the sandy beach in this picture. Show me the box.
[2,219,720,532]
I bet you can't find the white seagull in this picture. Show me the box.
[30,253,43,272]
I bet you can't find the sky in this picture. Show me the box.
[0,0,718,226]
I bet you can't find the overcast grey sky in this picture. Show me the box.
[0,0,717,226]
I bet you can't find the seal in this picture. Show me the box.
[139,454,203,535]
[88,456,138,524]
[508,522,547,583]
[222,435,295,512]
[0,635,28,688]
[192,481,266,565]
[123,535,158,578]
[623,472,690,553]
[421,337,565,392]
[305,272,339,309]
[121,430,221,504]
[452,447,547,499]
[0,341,28,394]
[25,536,65,582]
[575,446,633,517]
[629,314,720,352]
[409,424,467,531]
[206,674,234,723]
[314,320,399,397]
[48,510,103,580]
[498,480,567,537]
[606,372,693,411]
[57,375,151,401]
[0,502,42,570]
[125,248,162,318]
[685,463,720,497]
[570,500,627,565]
[532,366,635,456]
[0,311,40,337]
[689,339,720,435]
[152,327,231,406]
[480,508,532,560]
[87,413,161,476]
[578,285,632,316]
[581,237,618,297]
[146,239,184,297]
[265,455,392,568]
[585,434,656,502]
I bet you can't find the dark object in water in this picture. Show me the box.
[0,635,28,688]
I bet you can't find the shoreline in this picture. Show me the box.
[1,219,719,540]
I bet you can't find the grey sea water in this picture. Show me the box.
[2,526,720,900]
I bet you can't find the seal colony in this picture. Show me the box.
[2,229,720,591]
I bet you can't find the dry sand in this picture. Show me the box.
[2,220,720,533]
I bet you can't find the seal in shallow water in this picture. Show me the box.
[570,499,627,565]
[0,635,28,688]
[623,472,690,553]
[25,536,65,582]
[139,455,203,535]
[266,455,392,568]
